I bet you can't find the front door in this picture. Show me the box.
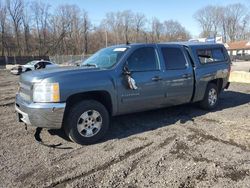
[117,46,165,114]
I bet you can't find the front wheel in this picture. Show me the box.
[64,100,109,145]
[199,83,219,110]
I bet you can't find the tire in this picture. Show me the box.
[199,83,219,110]
[64,100,109,145]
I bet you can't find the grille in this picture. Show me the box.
[19,82,32,102]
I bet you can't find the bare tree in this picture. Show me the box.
[151,18,163,42]
[225,3,249,41]
[121,10,134,43]
[0,0,7,56]
[70,6,81,54]
[6,0,23,55]
[163,20,190,41]
[88,27,107,52]
[0,3,196,56]
[194,3,250,42]
[102,12,118,44]
[48,5,75,55]
[194,6,215,37]
[31,1,50,55]
[82,10,91,54]
[22,1,31,54]
[102,11,134,44]
[133,13,146,42]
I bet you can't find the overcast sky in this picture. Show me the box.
[42,0,250,37]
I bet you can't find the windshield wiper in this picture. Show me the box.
[82,63,98,68]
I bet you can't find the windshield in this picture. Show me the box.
[81,47,128,68]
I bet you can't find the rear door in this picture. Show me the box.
[117,46,165,114]
[159,45,194,106]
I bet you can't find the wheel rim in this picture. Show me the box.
[77,110,102,137]
[208,88,217,106]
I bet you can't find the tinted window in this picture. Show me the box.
[43,62,52,65]
[35,62,45,69]
[127,47,158,71]
[212,49,225,61]
[197,48,225,64]
[36,62,43,67]
[161,47,187,70]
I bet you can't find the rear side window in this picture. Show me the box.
[197,48,225,64]
[43,62,52,66]
[127,47,158,71]
[161,47,187,70]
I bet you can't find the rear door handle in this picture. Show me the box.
[182,74,192,78]
[152,76,162,81]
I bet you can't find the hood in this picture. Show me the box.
[20,66,102,83]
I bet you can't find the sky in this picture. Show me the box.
[42,0,250,37]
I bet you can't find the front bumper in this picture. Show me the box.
[15,94,66,129]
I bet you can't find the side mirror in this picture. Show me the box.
[123,65,131,75]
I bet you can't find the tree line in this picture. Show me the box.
[0,0,249,56]
[194,3,250,42]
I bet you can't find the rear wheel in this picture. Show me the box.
[64,100,109,145]
[199,83,219,110]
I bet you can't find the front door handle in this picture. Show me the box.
[152,76,162,81]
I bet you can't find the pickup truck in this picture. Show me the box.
[15,43,231,144]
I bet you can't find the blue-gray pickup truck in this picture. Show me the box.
[15,43,231,144]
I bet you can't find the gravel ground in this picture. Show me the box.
[0,70,250,188]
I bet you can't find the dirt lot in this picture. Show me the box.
[0,70,250,188]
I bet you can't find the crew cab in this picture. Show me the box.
[15,43,231,144]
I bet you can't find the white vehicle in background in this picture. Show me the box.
[10,60,58,75]
[22,60,58,72]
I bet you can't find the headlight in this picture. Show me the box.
[33,82,60,102]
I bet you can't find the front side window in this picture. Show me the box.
[127,47,158,71]
[161,47,187,70]
[27,61,37,65]
[197,48,225,64]
[81,47,128,69]
[43,62,52,66]
[34,62,45,69]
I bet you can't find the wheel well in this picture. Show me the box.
[209,78,223,93]
[64,91,113,116]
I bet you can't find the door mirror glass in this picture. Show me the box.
[123,65,131,75]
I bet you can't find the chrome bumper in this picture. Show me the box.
[15,94,66,129]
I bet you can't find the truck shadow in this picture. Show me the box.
[48,90,250,144]
[104,90,250,141]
